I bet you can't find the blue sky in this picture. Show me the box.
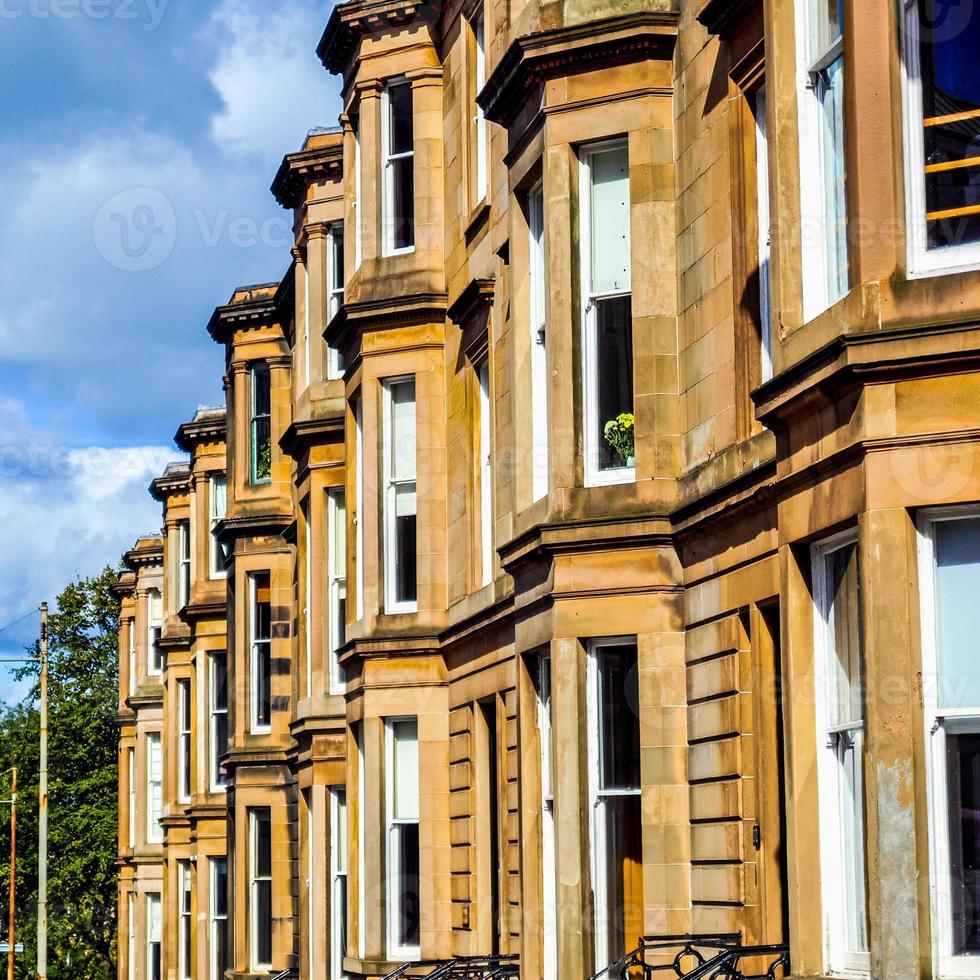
[0,0,342,697]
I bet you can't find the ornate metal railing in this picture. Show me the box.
[590,934,789,980]
[380,955,520,980]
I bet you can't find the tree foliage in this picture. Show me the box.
[0,568,120,979]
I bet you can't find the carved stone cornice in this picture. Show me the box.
[271,135,344,210]
[280,416,345,456]
[123,536,164,569]
[325,291,448,350]
[480,12,679,127]
[447,277,494,326]
[174,407,226,453]
[149,462,190,502]
[206,284,280,346]
[318,0,430,75]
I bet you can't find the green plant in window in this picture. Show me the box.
[255,439,272,482]
[603,412,635,467]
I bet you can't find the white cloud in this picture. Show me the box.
[208,0,340,165]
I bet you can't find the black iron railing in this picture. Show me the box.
[380,955,520,980]
[590,934,789,980]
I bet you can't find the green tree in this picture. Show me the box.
[0,568,120,979]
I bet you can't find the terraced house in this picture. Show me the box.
[117,0,980,979]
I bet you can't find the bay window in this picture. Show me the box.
[128,748,136,848]
[588,639,642,970]
[178,860,192,980]
[250,364,272,484]
[249,807,273,971]
[813,533,869,974]
[354,397,364,621]
[903,0,980,274]
[328,488,348,693]
[470,8,488,204]
[797,0,848,317]
[128,618,136,695]
[210,857,228,980]
[331,787,349,980]
[209,475,227,578]
[478,362,493,587]
[250,572,272,732]
[147,892,162,980]
[327,222,346,378]
[177,678,192,804]
[920,511,980,975]
[383,377,418,613]
[127,893,136,980]
[147,588,163,675]
[386,718,421,960]
[580,142,634,485]
[382,80,415,254]
[528,179,549,500]
[755,86,773,382]
[209,652,228,791]
[177,519,191,608]
[536,655,557,980]
[146,732,162,844]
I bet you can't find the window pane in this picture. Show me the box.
[948,731,980,954]
[812,0,843,55]
[935,518,980,708]
[818,55,848,301]
[396,508,417,605]
[825,542,864,726]
[839,727,869,954]
[597,794,642,966]
[392,719,419,821]
[390,380,417,480]
[392,158,415,251]
[396,822,421,948]
[390,84,414,155]
[595,295,634,471]
[212,654,227,711]
[213,858,228,917]
[257,880,272,963]
[920,0,980,249]
[597,644,641,791]
[590,146,631,294]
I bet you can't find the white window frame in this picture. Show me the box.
[128,618,136,695]
[356,725,366,960]
[354,119,362,269]
[305,502,313,699]
[249,573,272,734]
[249,808,273,972]
[918,506,980,977]
[812,529,870,976]
[177,678,192,804]
[330,787,349,980]
[381,79,416,257]
[478,362,493,587]
[147,589,163,676]
[755,85,774,382]
[537,655,557,980]
[177,519,191,609]
[128,747,136,848]
[382,377,418,614]
[586,637,642,973]
[146,732,162,845]
[472,9,488,203]
[795,0,849,320]
[127,892,136,980]
[529,179,549,501]
[209,475,227,579]
[579,140,636,488]
[327,222,346,379]
[209,652,228,792]
[209,857,228,980]
[385,717,421,962]
[328,488,348,694]
[178,860,193,980]
[354,398,364,621]
[900,0,980,278]
[147,892,162,980]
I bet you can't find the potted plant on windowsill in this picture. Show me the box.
[603,412,635,468]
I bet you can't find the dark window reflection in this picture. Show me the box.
[948,733,980,953]
[596,295,634,470]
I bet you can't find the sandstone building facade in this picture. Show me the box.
[116,1,980,979]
